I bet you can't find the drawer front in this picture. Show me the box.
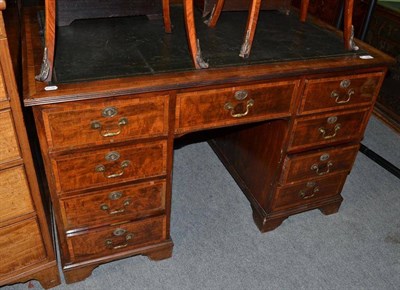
[52,140,167,193]
[42,94,169,151]
[272,173,347,211]
[0,110,20,163]
[289,109,369,151]
[67,215,166,262]
[175,80,298,133]
[0,166,34,223]
[280,144,359,184]
[60,180,166,230]
[299,72,383,114]
[0,218,47,276]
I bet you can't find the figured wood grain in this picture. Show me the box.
[0,109,20,163]
[272,173,347,211]
[52,140,167,193]
[0,218,46,276]
[60,180,166,230]
[42,94,169,152]
[67,215,166,262]
[0,68,6,101]
[176,80,298,133]
[210,119,290,210]
[288,108,370,151]
[0,166,35,223]
[280,144,359,184]
[299,72,384,115]
[0,3,59,287]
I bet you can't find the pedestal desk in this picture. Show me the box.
[22,4,393,285]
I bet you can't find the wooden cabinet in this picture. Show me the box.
[0,1,60,288]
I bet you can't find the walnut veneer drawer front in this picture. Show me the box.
[52,140,167,193]
[280,144,359,184]
[0,218,46,276]
[272,173,347,211]
[0,166,34,223]
[175,80,298,133]
[60,180,166,230]
[67,215,166,262]
[299,72,384,114]
[289,109,369,151]
[0,110,20,163]
[42,94,169,151]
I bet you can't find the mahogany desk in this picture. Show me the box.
[22,5,393,284]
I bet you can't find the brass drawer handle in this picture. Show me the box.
[95,160,131,179]
[330,89,355,104]
[311,161,333,176]
[105,230,134,250]
[100,198,132,215]
[299,182,320,200]
[224,99,254,118]
[319,124,341,140]
[91,117,128,137]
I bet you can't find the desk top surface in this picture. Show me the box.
[52,6,365,84]
[23,5,393,106]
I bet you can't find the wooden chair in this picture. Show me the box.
[160,0,358,69]
[162,0,209,69]
[206,0,357,59]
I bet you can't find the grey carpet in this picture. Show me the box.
[4,116,400,290]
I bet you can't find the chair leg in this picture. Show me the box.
[162,0,172,33]
[183,0,209,69]
[343,0,357,50]
[239,0,262,58]
[299,0,310,22]
[206,0,225,28]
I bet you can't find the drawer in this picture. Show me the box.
[67,215,166,262]
[280,144,359,184]
[0,166,35,223]
[288,109,369,151]
[0,218,47,276]
[0,110,20,163]
[175,80,298,133]
[299,72,384,114]
[52,140,167,193]
[60,180,166,230]
[41,94,169,151]
[272,173,347,211]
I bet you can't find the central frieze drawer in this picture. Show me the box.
[280,144,359,185]
[288,109,369,151]
[299,72,383,114]
[41,94,169,151]
[272,173,347,211]
[66,215,167,262]
[51,140,167,193]
[175,80,299,133]
[60,180,166,230]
